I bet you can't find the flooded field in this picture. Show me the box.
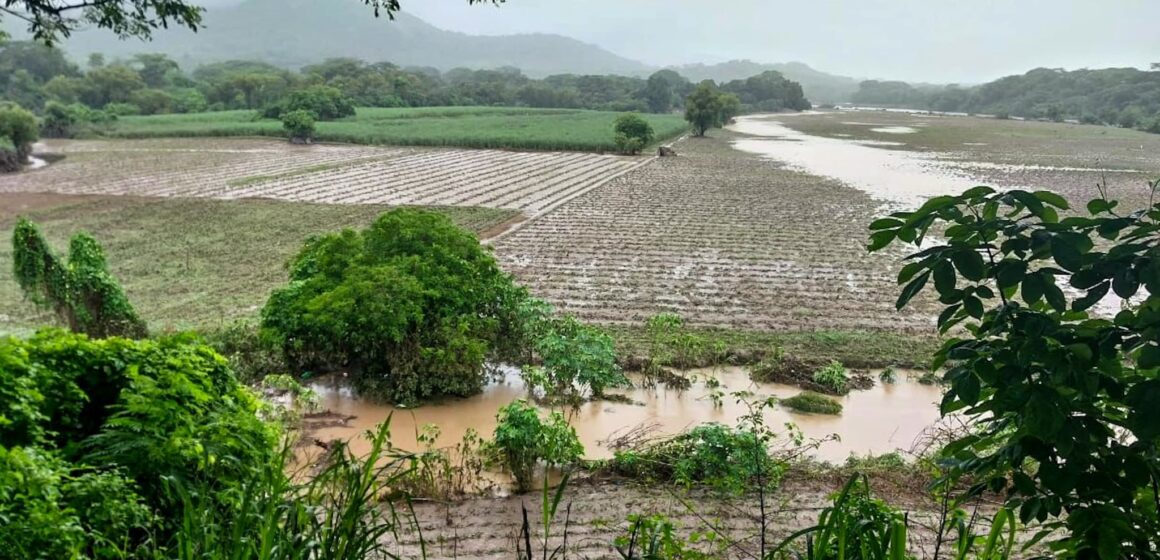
[306,367,945,464]
[772,110,1160,210]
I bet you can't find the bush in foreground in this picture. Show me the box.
[811,360,849,394]
[781,391,842,415]
[492,400,583,493]
[281,108,316,143]
[261,209,527,405]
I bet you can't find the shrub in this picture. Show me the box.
[0,103,37,170]
[281,109,316,143]
[612,113,654,155]
[492,400,583,493]
[200,321,287,384]
[872,185,1160,555]
[609,422,781,493]
[12,218,147,339]
[878,366,897,384]
[781,391,842,415]
[261,209,525,405]
[40,100,77,138]
[773,475,908,559]
[519,299,628,402]
[811,361,849,394]
[0,446,154,560]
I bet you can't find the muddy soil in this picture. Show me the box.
[389,471,992,560]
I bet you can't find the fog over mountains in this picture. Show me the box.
[30,0,862,102]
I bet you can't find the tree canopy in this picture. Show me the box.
[0,0,504,45]
[260,209,526,405]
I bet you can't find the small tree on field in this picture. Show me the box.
[0,103,38,171]
[491,400,583,493]
[612,113,654,155]
[684,82,727,137]
[281,109,316,144]
[40,100,77,138]
[872,185,1160,557]
[12,218,146,338]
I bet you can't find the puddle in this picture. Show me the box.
[855,140,906,147]
[728,115,981,208]
[870,126,918,134]
[25,155,47,170]
[305,367,944,464]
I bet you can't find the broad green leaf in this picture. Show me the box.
[951,249,986,281]
[933,261,956,295]
[1034,190,1069,209]
[1050,235,1084,272]
[895,270,930,310]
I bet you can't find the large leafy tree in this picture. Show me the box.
[872,186,1160,558]
[261,209,527,405]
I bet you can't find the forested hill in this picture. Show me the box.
[29,0,651,78]
[673,60,860,104]
[852,67,1160,129]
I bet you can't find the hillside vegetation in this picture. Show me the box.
[853,67,1160,130]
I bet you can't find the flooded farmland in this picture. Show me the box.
[306,367,944,464]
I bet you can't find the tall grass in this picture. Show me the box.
[106,107,689,152]
[158,420,419,560]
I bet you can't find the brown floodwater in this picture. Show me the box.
[307,367,945,464]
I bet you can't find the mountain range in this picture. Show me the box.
[22,0,863,102]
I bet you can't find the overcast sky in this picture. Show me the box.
[387,0,1159,83]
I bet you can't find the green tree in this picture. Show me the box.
[12,218,146,338]
[261,209,525,405]
[684,82,725,137]
[0,103,37,171]
[273,84,356,120]
[612,112,654,155]
[281,109,316,143]
[871,186,1160,557]
[640,70,689,113]
[40,100,76,138]
[129,53,180,88]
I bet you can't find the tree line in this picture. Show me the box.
[852,66,1160,131]
[0,40,810,120]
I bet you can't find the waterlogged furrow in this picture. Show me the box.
[493,132,940,332]
[0,138,643,217]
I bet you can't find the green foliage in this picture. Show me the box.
[0,446,154,560]
[774,475,910,560]
[684,81,727,136]
[102,102,140,116]
[781,391,843,415]
[609,421,781,493]
[272,85,356,120]
[612,113,654,155]
[615,513,722,560]
[870,185,1160,557]
[158,421,419,560]
[261,209,523,405]
[200,321,288,384]
[39,99,76,137]
[12,218,147,338]
[879,366,897,384]
[519,298,628,402]
[3,0,203,45]
[491,400,583,493]
[0,103,37,167]
[812,360,850,394]
[280,108,316,143]
[644,312,712,371]
[720,70,811,112]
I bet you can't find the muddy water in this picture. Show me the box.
[728,115,981,209]
[307,367,944,464]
